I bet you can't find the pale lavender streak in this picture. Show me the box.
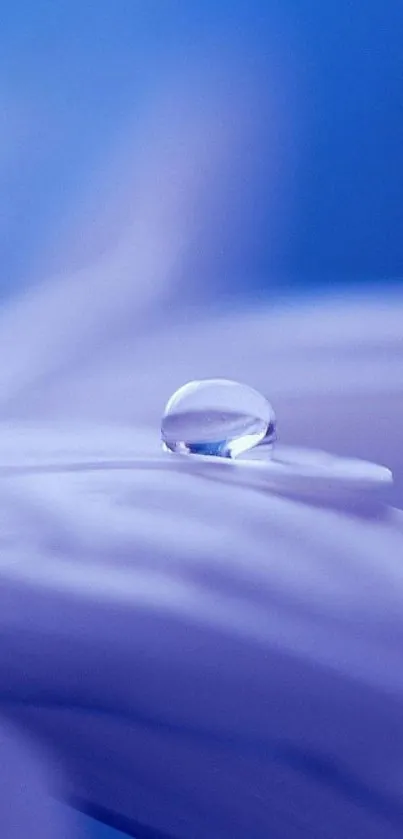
[0,75,401,839]
[0,719,76,838]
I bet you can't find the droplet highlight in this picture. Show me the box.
[161,378,276,459]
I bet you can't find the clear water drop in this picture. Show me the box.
[161,378,276,459]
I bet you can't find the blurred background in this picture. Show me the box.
[0,2,402,837]
[1,0,402,306]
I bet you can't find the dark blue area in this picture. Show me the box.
[0,1,401,296]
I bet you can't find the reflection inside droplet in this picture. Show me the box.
[161,378,276,458]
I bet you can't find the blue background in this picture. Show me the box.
[0,1,402,300]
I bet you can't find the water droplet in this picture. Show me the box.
[161,379,276,458]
